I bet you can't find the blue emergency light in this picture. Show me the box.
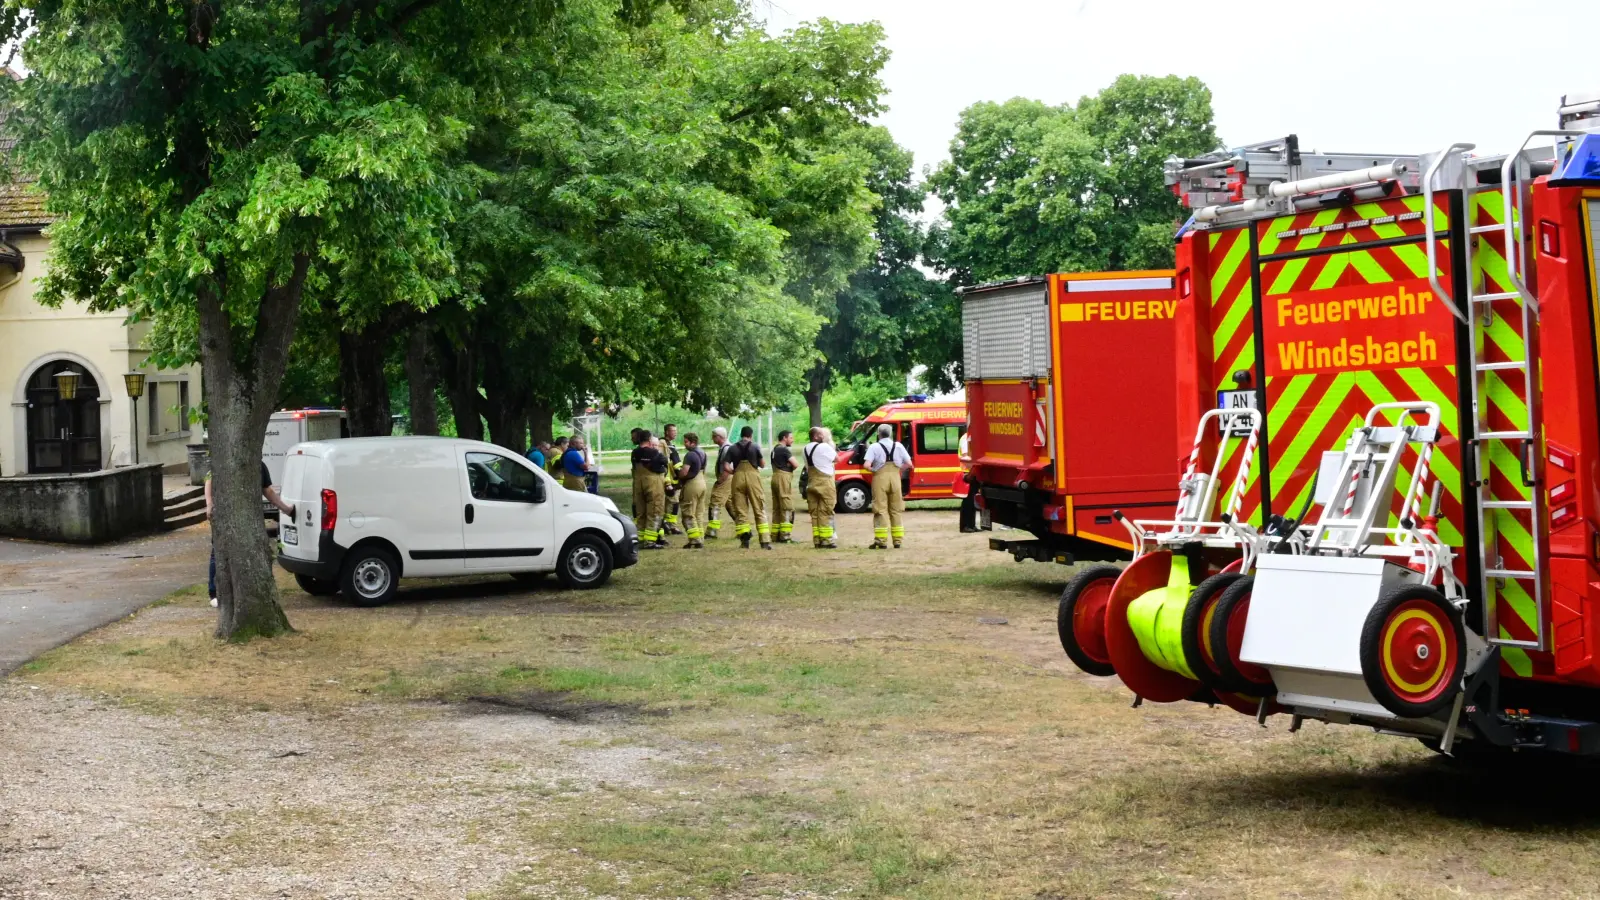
[1551,133,1600,186]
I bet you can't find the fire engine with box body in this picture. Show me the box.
[961,273,1182,583]
[1055,91,1600,757]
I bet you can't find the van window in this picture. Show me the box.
[917,424,965,454]
[465,452,545,503]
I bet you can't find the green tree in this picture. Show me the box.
[802,126,945,426]
[1,0,564,639]
[433,9,888,447]
[929,75,1218,284]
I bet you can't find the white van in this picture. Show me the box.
[275,437,638,605]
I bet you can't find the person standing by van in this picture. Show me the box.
[677,433,709,549]
[706,427,732,539]
[549,436,569,475]
[726,425,770,550]
[801,427,838,549]
[560,436,589,492]
[769,430,797,544]
[526,440,550,471]
[207,462,296,607]
[864,423,913,549]
[661,424,683,535]
[629,428,650,521]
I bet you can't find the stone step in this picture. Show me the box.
[164,486,205,504]
[164,496,206,517]
[163,512,207,531]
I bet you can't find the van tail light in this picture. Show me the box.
[321,489,337,532]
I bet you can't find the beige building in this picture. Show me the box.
[0,167,203,477]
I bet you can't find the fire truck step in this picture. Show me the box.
[1469,224,1508,235]
[1487,568,1538,579]
[1482,500,1535,510]
[1475,360,1529,372]
[1478,430,1534,440]
[1472,291,1521,303]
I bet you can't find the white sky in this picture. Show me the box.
[757,0,1599,181]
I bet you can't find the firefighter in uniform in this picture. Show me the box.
[629,428,648,520]
[631,434,670,548]
[706,427,733,539]
[676,432,709,549]
[769,430,797,543]
[801,426,838,548]
[725,425,771,550]
[662,424,683,535]
[864,423,913,549]
[559,436,588,492]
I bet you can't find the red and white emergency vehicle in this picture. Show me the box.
[832,398,967,512]
[1060,91,1600,758]
[961,273,1181,565]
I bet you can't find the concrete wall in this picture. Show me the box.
[0,232,204,476]
[0,463,165,543]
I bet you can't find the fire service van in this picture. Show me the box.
[832,398,968,513]
[1058,90,1600,759]
[961,272,1181,565]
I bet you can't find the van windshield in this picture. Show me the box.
[842,420,897,450]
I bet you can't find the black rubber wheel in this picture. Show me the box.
[557,533,614,590]
[837,481,871,514]
[1056,565,1122,677]
[294,573,339,596]
[1207,575,1275,696]
[339,545,400,608]
[1180,572,1244,692]
[1360,584,1466,718]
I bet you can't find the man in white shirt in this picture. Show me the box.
[957,429,978,533]
[801,427,839,549]
[863,423,914,549]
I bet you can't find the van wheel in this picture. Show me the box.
[340,546,400,607]
[558,534,614,590]
[294,573,339,596]
[838,481,870,514]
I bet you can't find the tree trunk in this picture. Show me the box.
[198,255,311,642]
[484,390,527,453]
[528,403,555,446]
[804,363,830,429]
[404,326,439,436]
[439,336,484,441]
[339,320,394,437]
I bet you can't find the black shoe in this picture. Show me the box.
[761,543,773,551]
[640,542,662,551]
[739,535,751,549]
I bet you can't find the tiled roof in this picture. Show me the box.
[0,174,49,229]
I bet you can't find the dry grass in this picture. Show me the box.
[17,509,1600,899]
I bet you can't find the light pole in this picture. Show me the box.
[53,369,80,474]
[123,372,147,465]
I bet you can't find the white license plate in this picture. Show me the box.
[282,524,298,546]
[1217,390,1258,411]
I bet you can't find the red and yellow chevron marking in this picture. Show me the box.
[1471,188,1544,678]
[1231,195,1465,539]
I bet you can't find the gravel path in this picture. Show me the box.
[0,683,664,899]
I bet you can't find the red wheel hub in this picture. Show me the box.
[1379,599,1457,703]
[1073,578,1114,665]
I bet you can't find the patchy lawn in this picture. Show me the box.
[6,508,1600,899]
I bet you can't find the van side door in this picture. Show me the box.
[913,422,965,498]
[459,450,558,571]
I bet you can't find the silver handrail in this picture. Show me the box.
[1500,129,1588,319]
[1421,143,1475,325]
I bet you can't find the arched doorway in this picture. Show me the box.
[24,361,102,473]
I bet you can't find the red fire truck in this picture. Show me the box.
[1060,90,1600,757]
[962,273,1181,566]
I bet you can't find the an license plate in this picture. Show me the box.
[1217,390,1258,411]
[282,524,298,546]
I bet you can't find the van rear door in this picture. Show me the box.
[278,446,325,564]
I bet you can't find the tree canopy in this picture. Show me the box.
[929,75,1219,284]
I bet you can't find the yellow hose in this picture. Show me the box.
[1126,555,1197,679]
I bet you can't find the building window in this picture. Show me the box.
[148,381,192,437]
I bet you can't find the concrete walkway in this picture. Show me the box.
[0,526,211,674]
